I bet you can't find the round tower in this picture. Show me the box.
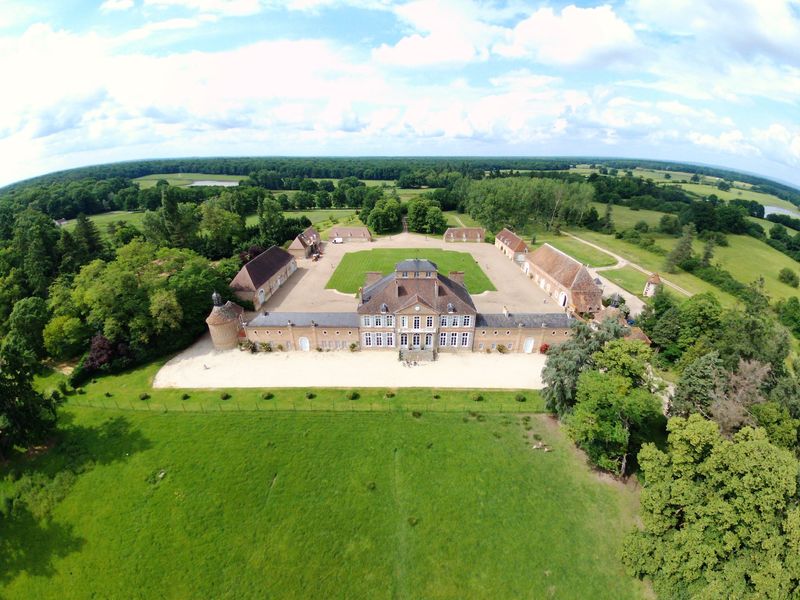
[205,292,244,350]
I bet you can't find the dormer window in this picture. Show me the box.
[380,303,388,314]
[447,303,455,314]
[402,272,408,278]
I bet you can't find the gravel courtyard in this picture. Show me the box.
[153,335,547,390]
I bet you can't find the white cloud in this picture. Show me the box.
[372,0,503,67]
[100,0,135,11]
[687,129,760,157]
[752,123,800,166]
[121,14,218,41]
[142,0,262,16]
[494,4,639,66]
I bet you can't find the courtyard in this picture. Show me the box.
[153,334,548,389]
[263,232,563,315]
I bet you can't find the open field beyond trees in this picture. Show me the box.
[534,234,617,268]
[133,173,244,188]
[1,401,646,599]
[326,249,496,294]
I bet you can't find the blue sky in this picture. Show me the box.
[1,0,799,187]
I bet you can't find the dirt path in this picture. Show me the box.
[452,214,466,227]
[562,232,692,297]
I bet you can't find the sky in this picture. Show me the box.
[1,0,799,187]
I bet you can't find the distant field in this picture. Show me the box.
[133,173,244,189]
[601,266,650,298]
[244,209,358,229]
[534,234,617,268]
[677,182,800,214]
[327,248,496,294]
[64,211,146,238]
[442,211,482,228]
[592,202,666,230]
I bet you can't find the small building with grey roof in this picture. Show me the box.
[229,246,297,310]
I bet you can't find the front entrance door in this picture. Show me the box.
[524,338,535,354]
[299,337,310,352]
[412,333,420,348]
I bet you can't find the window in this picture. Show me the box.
[440,332,447,346]
[374,315,383,327]
[461,332,470,347]
[426,316,434,328]
[425,333,432,347]
[440,315,447,327]
[386,316,394,327]
[478,343,484,350]
[323,331,327,335]
[493,331,498,335]
[506,331,511,336]
[508,344,513,350]
[386,333,394,347]
[375,333,383,347]
[402,271,408,278]
[401,316,408,328]
[412,333,420,347]
[462,315,471,327]
[364,333,372,347]
[451,316,459,327]
[413,316,420,329]
[335,331,340,335]
[450,332,458,346]
[362,316,371,327]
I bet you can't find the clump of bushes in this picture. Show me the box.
[262,392,274,400]
[432,393,440,399]
[139,392,150,401]
[384,391,395,399]
[349,342,358,352]
[181,393,190,400]
[346,391,359,400]
[220,392,231,400]
[260,342,272,352]
[497,344,507,354]
[305,391,316,399]
[412,411,422,418]
[471,393,484,402]
[515,393,526,403]
[104,392,112,398]
[779,267,799,288]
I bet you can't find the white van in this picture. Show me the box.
[332,237,344,244]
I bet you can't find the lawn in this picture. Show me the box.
[244,209,357,228]
[600,266,650,298]
[63,211,147,239]
[534,234,617,268]
[443,211,482,228]
[133,173,244,189]
[1,405,646,599]
[326,249,496,294]
[593,203,667,231]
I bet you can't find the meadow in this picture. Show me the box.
[133,173,244,189]
[326,249,496,294]
[1,401,646,599]
[534,234,617,268]
[600,267,650,299]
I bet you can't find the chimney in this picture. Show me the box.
[449,271,465,285]
[364,271,382,287]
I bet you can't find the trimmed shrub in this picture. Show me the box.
[515,393,526,403]
[305,391,316,399]
[384,391,395,398]
[346,391,359,400]
[220,392,231,400]
[181,393,190,400]
[139,393,150,401]
[412,411,422,418]
[471,393,484,402]
[262,392,274,400]
[496,344,507,354]
[539,343,550,354]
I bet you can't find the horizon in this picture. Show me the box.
[1,1,799,187]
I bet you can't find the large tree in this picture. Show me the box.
[623,415,800,598]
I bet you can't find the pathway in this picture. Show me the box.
[452,214,466,227]
[562,232,692,297]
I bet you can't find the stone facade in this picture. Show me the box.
[473,313,572,353]
[523,244,603,314]
[495,228,529,262]
[287,226,321,259]
[443,227,485,243]
[205,292,244,350]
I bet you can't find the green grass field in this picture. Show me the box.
[534,234,617,268]
[442,211,482,228]
[244,209,358,228]
[1,402,646,599]
[594,203,667,231]
[133,173,244,189]
[600,266,650,298]
[326,249,496,294]
[63,211,147,238]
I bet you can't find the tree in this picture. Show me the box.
[567,371,662,476]
[592,338,653,388]
[11,209,60,296]
[1,297,50,365]
[541,320,625,417]
[664,223,695,273]
[424,205,447,234]
[0,354,58,457]
[72,213,106,264]
[200,201,244,259]
[43,315,88,360]
[671,351,724,417]
[623,415,800,599]
[779,267,799,288]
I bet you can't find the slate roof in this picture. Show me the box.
[358,271,476,315]
[496,228,529,253]
[206,301,244,325]
[247,312,360,328]
[230,246,294,292]
[476,313,573,329]
[396,259,438,272]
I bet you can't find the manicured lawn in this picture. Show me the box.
[1,405,646,599]
[244,209,358,228]
[326,249,496,294]
[601,266,650,298]
[535,234,617,268]
[133,172,244,189]
[443,211,482,228]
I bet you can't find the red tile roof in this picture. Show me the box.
[496,228,529,253]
